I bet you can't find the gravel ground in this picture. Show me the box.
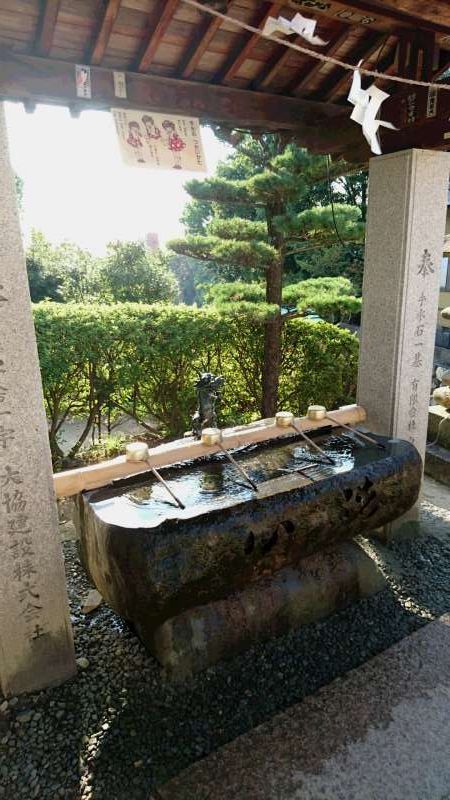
[1,492,450,800]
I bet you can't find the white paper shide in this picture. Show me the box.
[112,109,207,172]
[263,12,328,46]
[347,63,396,155]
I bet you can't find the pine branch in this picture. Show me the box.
[168,235,279,270]
[275,204,365,244]
[207,218,268,241]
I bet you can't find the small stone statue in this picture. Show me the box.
[433,366,450,409]
[192,373,224,438]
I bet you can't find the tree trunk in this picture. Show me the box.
[262,204,283,418]
[262,260,283,417]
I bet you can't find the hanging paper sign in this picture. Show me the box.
[75,65,92,99]
[112,109,207,172]
[113,71,127,99]
[263,12,328,45]
[426,85,438,118]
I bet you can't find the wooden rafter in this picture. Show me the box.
[367,40,398,90]
[35,0,62,57]
[419,32,437,82]
[385,30,436,84]
[319,33,386,102]
[289,28,349,96]
[214,1,283,84]
[137,0,179,73]
[90,0,122,66]
[178,13,223,79]
[252,36,300,91]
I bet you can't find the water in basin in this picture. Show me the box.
[89,429,393,529]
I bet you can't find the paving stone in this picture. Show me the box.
[157,615,450,800]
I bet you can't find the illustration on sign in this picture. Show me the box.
[112,109,207,172]
[75,65,92,99]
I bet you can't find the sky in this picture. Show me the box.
[5,102,229,255]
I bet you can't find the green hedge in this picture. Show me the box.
[33,302,358,460]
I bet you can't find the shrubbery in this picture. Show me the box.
[34,302,359,462]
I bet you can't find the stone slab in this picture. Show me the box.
[0,103,75,696]
[425,444,450,488]
[156,615,450,800]
[422,474,450,510]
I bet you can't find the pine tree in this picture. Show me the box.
[169,136,364,418]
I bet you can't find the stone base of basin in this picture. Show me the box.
[152,540,385,677]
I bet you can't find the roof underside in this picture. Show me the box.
[1,0,450,163]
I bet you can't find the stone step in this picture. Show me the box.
[425,443,450,488]
[154,614,450,800]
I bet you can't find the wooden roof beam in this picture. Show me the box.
[0,51,346,136]
[318,33,386,103]
[289,28,350,96]
[254,21,349,94]
[367,41,398,91]
[35,0,62,57]
[214,1,284,84]
[137,0,179,73]
[178,12,223,79]
[89,0,122,66]
[252,36,301,91]
[302,0,450,39]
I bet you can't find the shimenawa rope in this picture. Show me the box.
[181,0,450,92]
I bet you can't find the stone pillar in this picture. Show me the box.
[358,148,450,454]
[358,149,450,526]
[0,103,76,696]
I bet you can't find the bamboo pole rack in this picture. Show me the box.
[53,404,367,498]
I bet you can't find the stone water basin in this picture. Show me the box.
[75,428,421,665]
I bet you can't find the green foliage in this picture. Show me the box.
[27,258,64,303]
[169,254,215,305]
[82,433,132,464]
[277,204,364,248]
[25,232,180,306]
[168,235,279,271]
[34,301,358,463]
[205,282,266,305]
[186,176,252,205]
[27,230,101,302]
[207,218,268,241]
[99,242,179,304]
[205,277,361,323]
[283,276,355,298]
[280,319,359,412]
[333,170,368,221]
[295,243,365,294]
